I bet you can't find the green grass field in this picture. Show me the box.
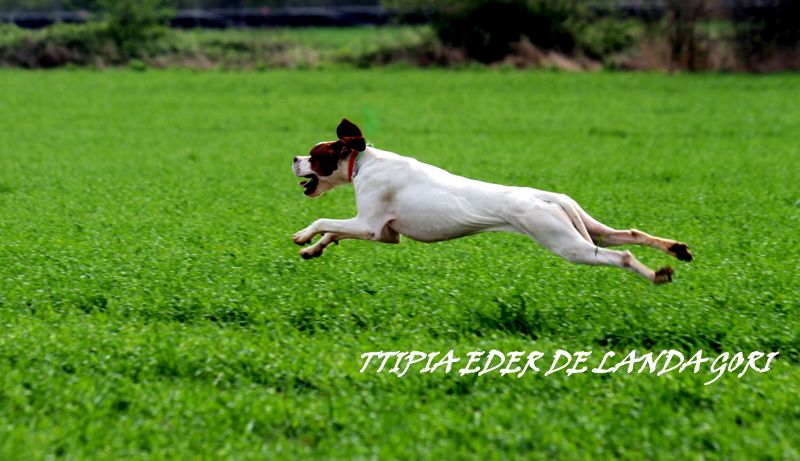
[0,69,798,459]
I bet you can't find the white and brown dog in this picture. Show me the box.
[292,119,692,284]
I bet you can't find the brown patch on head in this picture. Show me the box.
[303,119,366,179]
[309,141,348,177]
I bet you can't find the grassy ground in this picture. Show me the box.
[0,69,798,459]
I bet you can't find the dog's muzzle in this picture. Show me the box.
[299,174,319,196]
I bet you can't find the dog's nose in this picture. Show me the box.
[293,156,299,164]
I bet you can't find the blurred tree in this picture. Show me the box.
[95,0,173,58]
[663,0,709,71]
[731,0,800,70]
[386,0,578,63]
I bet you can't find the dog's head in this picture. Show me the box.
[292,118,366,198]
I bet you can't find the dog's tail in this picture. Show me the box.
[549,194,593,244]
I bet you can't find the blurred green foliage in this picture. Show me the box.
[0,0,174,64]
[95,0,173,58]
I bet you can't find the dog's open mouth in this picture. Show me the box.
[299,174,319,196]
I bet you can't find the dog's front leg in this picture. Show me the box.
[293,218,373,246]
[298,232,342,259]
[299,223,401,259]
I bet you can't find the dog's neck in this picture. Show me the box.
[347,149,364,182]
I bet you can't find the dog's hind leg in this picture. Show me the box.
[542,193,593,244]
[575,206,693,262]
[557,243,674,284]
[507,202,673,283]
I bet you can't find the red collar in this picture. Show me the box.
[347,150,362,182]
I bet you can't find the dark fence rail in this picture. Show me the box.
[0,1,792,29]
[169,6,391,28]
[588,0,791,20]
[0,5,404,28]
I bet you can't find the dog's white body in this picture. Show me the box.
[292,120,692,284]
[335,147,571,243]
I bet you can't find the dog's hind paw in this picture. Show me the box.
[668,243,693,262]
[654,266,674,284]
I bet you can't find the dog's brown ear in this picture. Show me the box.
[337,118,366,152]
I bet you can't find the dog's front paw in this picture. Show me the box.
[299,246,324,259]
[292,229,314,246]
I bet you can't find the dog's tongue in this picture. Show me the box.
[299,180,308,186]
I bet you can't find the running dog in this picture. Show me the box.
[292,119,692,283]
